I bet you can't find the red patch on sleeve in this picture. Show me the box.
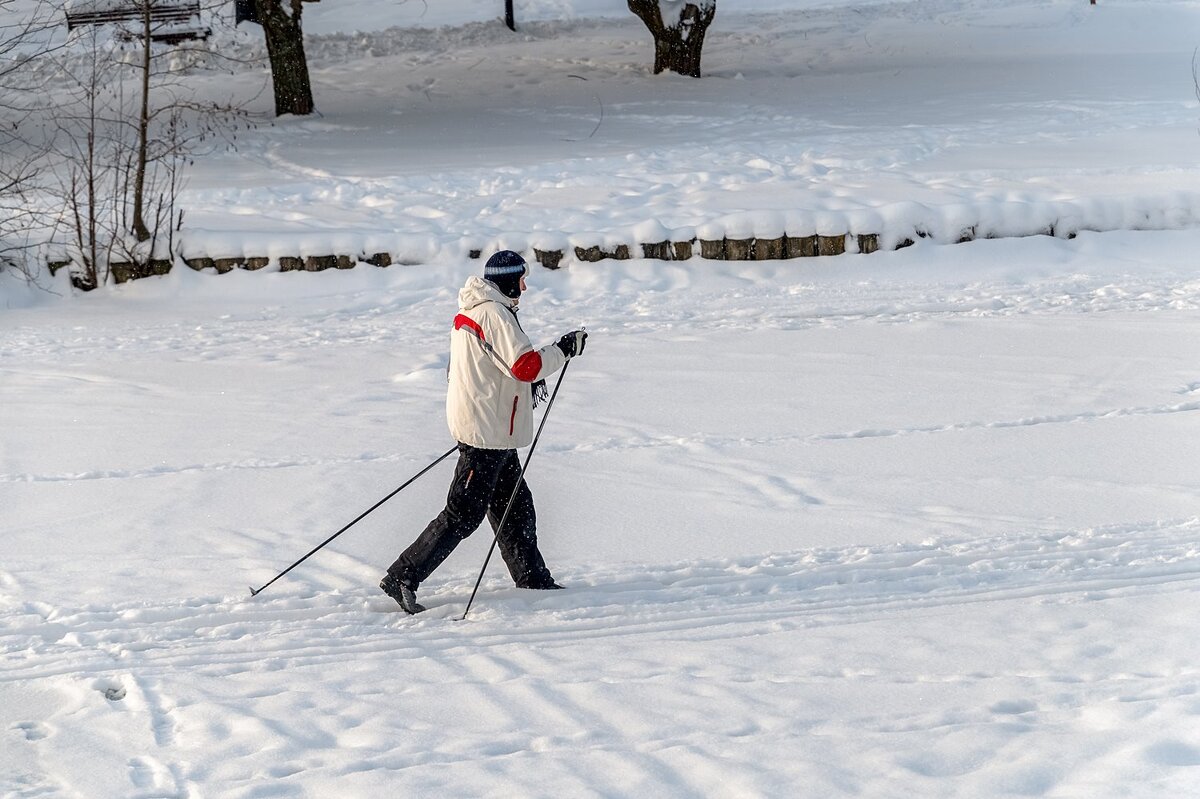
[512,351,543,382]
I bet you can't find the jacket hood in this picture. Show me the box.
[459,275,515,311]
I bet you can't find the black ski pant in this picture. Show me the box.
[387,443,554,589]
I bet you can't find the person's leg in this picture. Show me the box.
[488,450,557,588]
[386,445,505,587]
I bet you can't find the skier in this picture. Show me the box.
[380,250,588,614]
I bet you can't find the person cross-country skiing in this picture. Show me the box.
[380,250,588,614]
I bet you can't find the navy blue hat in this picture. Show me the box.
[483,250,529,299]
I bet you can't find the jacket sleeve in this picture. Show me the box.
[478,305,566,383]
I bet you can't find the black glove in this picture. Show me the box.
[555,330,588,358]
[531,379,548,408]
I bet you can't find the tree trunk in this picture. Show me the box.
[628,1,716,78]
[256,0,314,116]
[131,1,152,242]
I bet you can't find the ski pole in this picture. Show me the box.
[249,445,458,597]
[460,359,572,620]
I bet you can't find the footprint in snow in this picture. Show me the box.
[990,699,1037,715]
[14,721,50,741]
[93,677,126,701]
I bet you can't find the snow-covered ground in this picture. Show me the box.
[3,1,1200,797]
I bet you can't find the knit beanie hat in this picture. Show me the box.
[483,250,529,299]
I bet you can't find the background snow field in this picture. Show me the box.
[3,1,1200,797]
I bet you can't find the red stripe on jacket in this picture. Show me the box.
[454,314,485,340]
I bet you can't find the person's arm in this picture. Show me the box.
[479,306,567,382]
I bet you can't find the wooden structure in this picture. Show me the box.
[65,0,209,43]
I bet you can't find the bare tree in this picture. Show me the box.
[0,0,61,282]
[0,160,42,281]
[0,0,61,89]
[628,0,716,78]
[1194,48,1199,107]
[55,35,114,289]
[46,5,246,289]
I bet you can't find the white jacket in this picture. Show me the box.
[446,276,567,449]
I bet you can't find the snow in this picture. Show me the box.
[3,1,1200,797]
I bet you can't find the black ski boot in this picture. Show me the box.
[519,578,565,590]
[380,574,426,614]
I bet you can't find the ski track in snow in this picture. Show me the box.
[4,519,1200,797]
[1,394,1197,485]
[559,397,1200,454]
[3,519,1198,684]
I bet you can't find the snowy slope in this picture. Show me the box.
[171,0,1200,261]
[4,519,1200,797]
[3,1,1200,798]
[4,233,1200,797]
[7,0,1200,264]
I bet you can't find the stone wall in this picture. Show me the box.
[45,225,1079,289]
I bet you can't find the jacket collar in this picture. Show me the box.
[459,275,518,311]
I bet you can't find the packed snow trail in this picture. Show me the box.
[4,521,1200,797]
[4,519,1199,682]
[4,222,1200,799]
